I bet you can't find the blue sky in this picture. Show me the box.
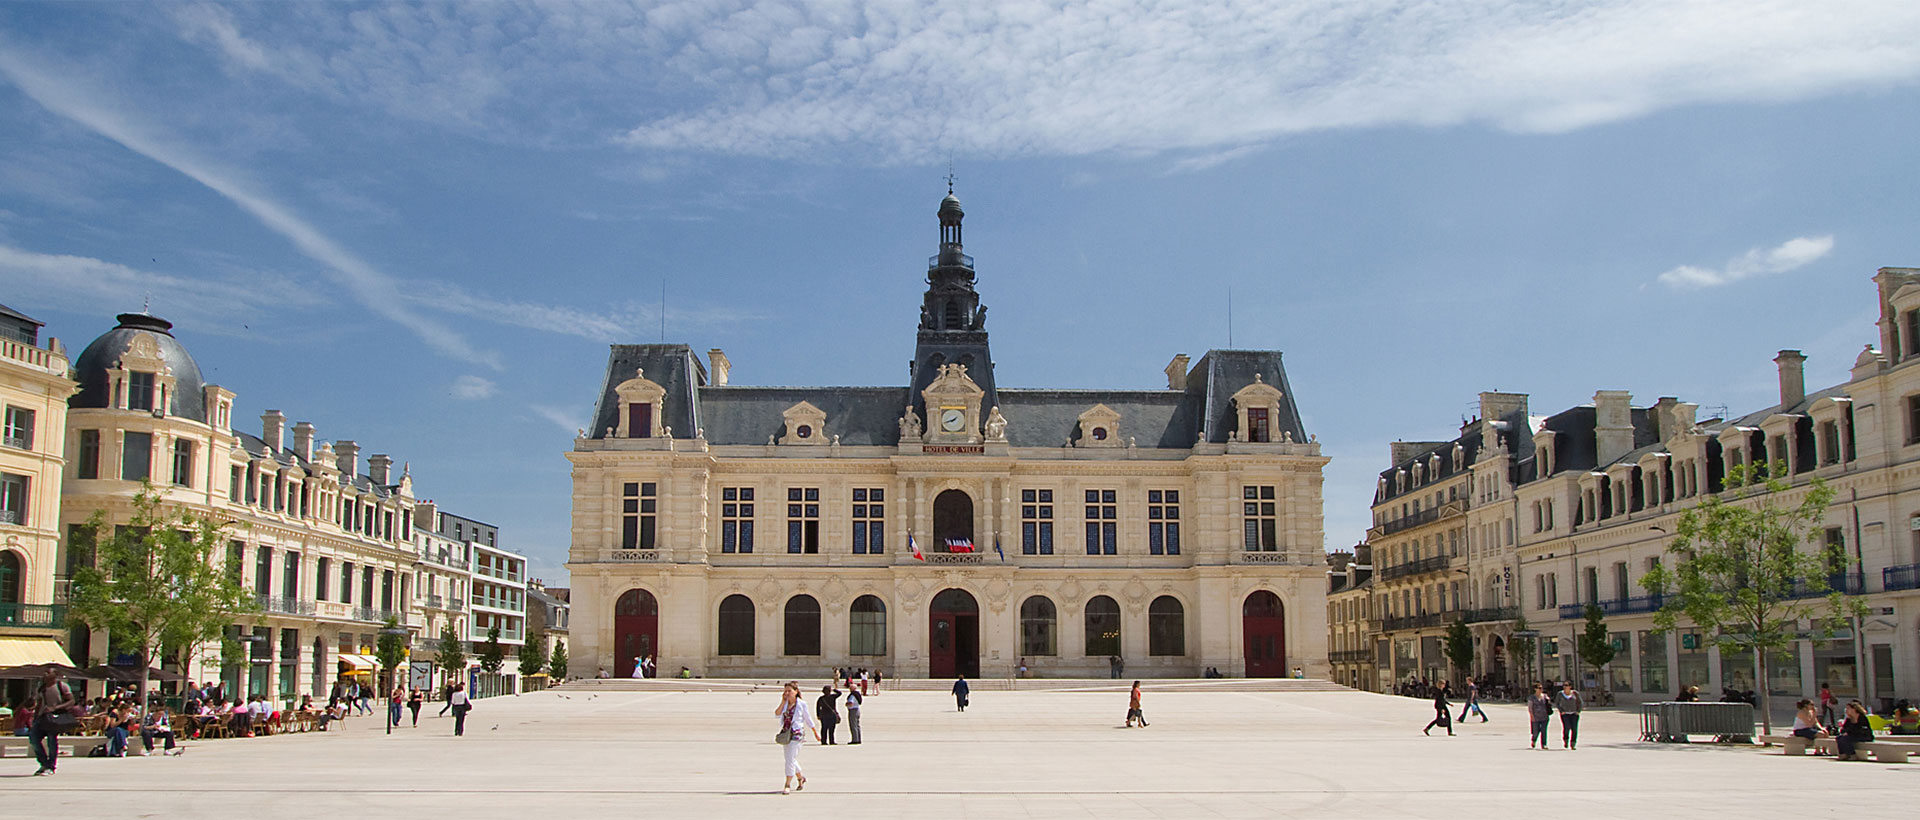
[3,2,1919,584]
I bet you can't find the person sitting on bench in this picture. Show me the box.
[1837,701,1874,761]
[1791,699,1826,743]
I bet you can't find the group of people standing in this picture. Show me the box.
[1421,678,1585,750]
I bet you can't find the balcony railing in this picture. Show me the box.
[0,602,66,628]
[1886,564,1920,592]
[1383,613,1443,631]
[922,553,985,565]
[1559,595,1664,620]
[1377,554,1452,581]
[609,549,662,563]
[1375,500,1466,537]
[424,594,446,609]
[929,251,973,269]
[1790,572,1865,599]
[1330,649,1374,664]
[352,606,406,624]
[1462,606,1518,624]
[255,594,315,617]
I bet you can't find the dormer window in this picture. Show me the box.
[781,401,828,445]
[1076,404,1122,448]
[613,368,667,439]
[1230,374,1285,444]
[1247,408,1270,442]
[128,371,155,411]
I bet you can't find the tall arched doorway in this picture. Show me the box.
[929,588,979,678]
[933,490,974,551]
[1487,634,1508,684]
[1243,590,1287,678]
[614,588,659,678]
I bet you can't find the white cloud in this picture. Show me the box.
[1658,235,1836,289]
[0,243,324,332]
[0,46,503,369]
[155,2,1920,162]
[529,404,583,434]
[450,375,497,400]
[407,280,765,343]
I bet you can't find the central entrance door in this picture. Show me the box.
[1243,590,1287,678]
[928,588,979,678]
[614,588,659,678]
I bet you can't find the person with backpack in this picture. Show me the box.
[30,667,77,776]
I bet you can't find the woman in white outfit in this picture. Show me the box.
[776,681,820,794]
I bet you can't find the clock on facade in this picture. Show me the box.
[940,408,966,432]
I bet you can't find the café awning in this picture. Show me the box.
[336,654,376,672]
[0,636,75,668]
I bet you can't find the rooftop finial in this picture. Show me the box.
[945,160,956,196]
[142,293,151,313]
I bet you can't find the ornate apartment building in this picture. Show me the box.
[1342,268,1920,708]
[60,312,423,699]
[0,305,77,676]
[567,192,1331,679]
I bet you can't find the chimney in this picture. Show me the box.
[260,410,286,452]
[708,349,731,386]
[416,500,438,533]
[1165,354,1191,390]
[1389,440,1448,466]
[334,440,360,478]
[292,422,315,463]
[1650,397,1677,441]
[1477,391,1529,423]
[1775,350,1806,408]
[1594,390,1635,465]
[368,454,393,487]
[1671,402,1698,436]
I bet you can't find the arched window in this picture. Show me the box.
[717,594,755,656]
[784,595,820,655]
[0,550,21,605]
[1084,595,1120,657]
[849,595,886,655]
[1148,596,1185,656]
[1020,596,1056,656]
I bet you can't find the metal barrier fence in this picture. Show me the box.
[1639,702,1755,742]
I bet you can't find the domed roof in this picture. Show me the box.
[70,313,208,421]
[938,193,963,217]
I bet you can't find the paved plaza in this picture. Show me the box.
[3,685,1913,819]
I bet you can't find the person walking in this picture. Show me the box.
[1555,680,1583,750]
[388,685,405,729]
[952,675,971,712]
[407,688,424,727]
[1818,684,1839,732]
[816,685,841,745]
[872,669,883,694]
[1423,680,1454,736]
[448,683,471,737]
[355,681,373,716]
[776,682,820,794]
[1126,681,1149,727]
[1457,679,1488,723]
[844,686,863,744]
[29,666,75,776]
[438,681,456,717]
[1527,683,1553,750]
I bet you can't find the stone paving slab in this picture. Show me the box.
[0,688,1910,819]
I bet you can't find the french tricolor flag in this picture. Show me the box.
[909,532,925,561]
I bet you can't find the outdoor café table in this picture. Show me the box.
[295,712,319,732]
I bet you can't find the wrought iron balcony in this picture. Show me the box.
[928,251,974,269]
[1558,595,1665,620]
[1463,606,1518,624]
[1374,500,1467,537]
[0,602,65,628]
[1330,649,1374,664]
[255,594,315,616]
[1377,554,1453,581]
[1789,572,1864,598]
[1886,564,1920,592]
[1383,613,1443,631]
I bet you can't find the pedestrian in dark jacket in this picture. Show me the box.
[952,675,970,712]
[1837,701,1875,761]
[1527,683,1554,749]
[1424,680,1453,736]
[815,685,841,745]
[1555,681,1584,750]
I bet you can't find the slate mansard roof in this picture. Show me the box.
[586,346,1309,449]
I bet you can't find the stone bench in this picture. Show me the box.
[1761,734,1813,755]
[0,735,110,758]
[1813,737,1911,763]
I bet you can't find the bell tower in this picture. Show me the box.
[909,182,997,433]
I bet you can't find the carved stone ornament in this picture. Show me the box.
[1123,576,1150,607]
[754,577,782,611]
[920,363,986,444]
[821,576,849,611]
[984,406,1008,442]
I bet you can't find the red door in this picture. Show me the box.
[1243,591,1287,678]
[614,588,658,678]
[929,613,956,678]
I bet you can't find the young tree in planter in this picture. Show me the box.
[1443,618,1475,685]
[519,632,548,682]
[66,484,255,705]
[548,639,569,681]
[1509,616,1536,687]
[435,626,466,694]
[374,617,409,693]
[1644,463,1867,735]
[1576,605,1616,696]
[478,623,506,687]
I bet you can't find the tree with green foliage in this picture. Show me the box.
[478,623,505,677]
[434,626,466,691]
[519,631,548,680]
[1443,618,1474,684]
[375,616,408,692]
[1509,616,1536,686]
[66,484,255,703]
[548,639,568,681]
[1644,462,1867,735]
[1576,604,1616,693]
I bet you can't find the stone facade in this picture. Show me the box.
[1347,268,1920,708]
[0,305,76,664]
[567,193,1331,680]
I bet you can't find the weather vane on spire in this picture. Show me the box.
[945,160,956,195]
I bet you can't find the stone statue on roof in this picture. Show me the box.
[984,406,1007,442]
[900,406,922,439]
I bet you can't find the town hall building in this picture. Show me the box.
[565,191,1330,679]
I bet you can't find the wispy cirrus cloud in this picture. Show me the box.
[0,44,502,369]
[1658,235,1836,289]
[528,404,583,435]
[158,2,1920,166]
[0,243,324,334]
[449,375,497,400]
[407,280,765,344]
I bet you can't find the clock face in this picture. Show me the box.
[940,408,966,432]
